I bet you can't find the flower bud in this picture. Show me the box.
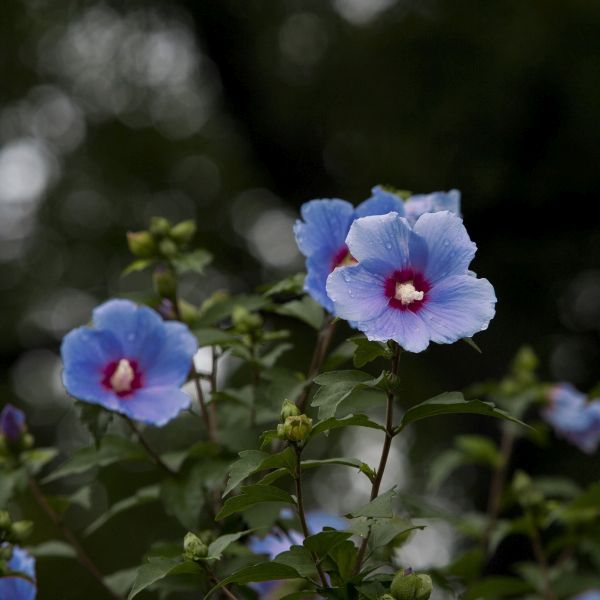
[126,231,156,258]
[282,414,312,442]
[170,220,197,246]
[0,404,26,444]
[390,571,433,600]
[231,306,263,334]
[379,595,396,600]
[0,510,11,532]
[153,266,177,300]
[159,238,178,259]
[10,520,33,542]
[277,423,286,438]
[183,532,208,561]
[149,217,171,237]
[281,400,301,422]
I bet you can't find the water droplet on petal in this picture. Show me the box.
[385,242,392,250]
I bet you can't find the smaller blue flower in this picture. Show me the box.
[0,404,26,443]
[571,590,600,600]
[294,188,405,312]
[61,299,198,426]
[326,211,496,353]
[543,384,600,454]
[0,544,36,600]
[404,189,461,224]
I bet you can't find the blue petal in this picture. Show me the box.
[358,307,430,353]
[404,189,461,223]
[355,186,405,219]
[412,211,476,284]
[326,264,388,322]
[420,274,496,344]
[61,328,122,410]
[0,544,36,600]
[294,199,355,258]
[118,386,191,426]
[346,213,427,276]
[92,300,166,369]
[144,322,197,387]
[305,252,335,313]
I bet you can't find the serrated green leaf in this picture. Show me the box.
[274,296,324,330]
[28,540,77,558]
[206,530,253,560]
[347,488,397,519]
[21,447,58,476]
[303,531,352,559]
[350,336,392,368]
[172,248,213,275]
[206,562,303,597]
[122,259,154,276]
[128,558,202,599]
[216,485,295,520]
[310,414,385,437]
[456,435,502,467]
[274,545,317,577]
[396,392,531,432]
[328,540,358,583]
[262,273,306,297]
[197,294,268,327]
[194,327,241,347]
[42,435,146,483]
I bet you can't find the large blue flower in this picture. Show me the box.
[61,299,197,426]
[0,404,26,443]
[294,188,405,312]
[404,189,461,224]
[326,211,496,353]
[543,384,600,454]
[0,544,36,600]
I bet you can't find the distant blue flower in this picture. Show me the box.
[326,211,496,353]
[0,404,26,443]
[61,299,197,426]
[543,384,600,454]
[0,544,36,600]
[404,189,461,224]
[571,590,600,600]
[294,188,405,312]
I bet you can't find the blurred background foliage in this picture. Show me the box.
[1,0,599,598]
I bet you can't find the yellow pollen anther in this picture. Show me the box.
[110,359,135,393]
[395,281,424,305]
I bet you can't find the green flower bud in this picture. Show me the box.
[281,399,301,422]
[277,423,286,438]
[10,520,33,542]
[379,595,396,600]
[21,433,34,450]
[512,470,543,507]
[390,571,433,600]
[149,217,171,237]
[231,306,263,334]
[0,510,11,531]
[158,238,178,259]
[183,532,208,561]
[283,414,312,442]
[153,266,177,299]
[127,231,157,258]
[170,220,197,246]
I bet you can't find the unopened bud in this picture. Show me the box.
[127,231,156,258]
[0,404,26,444]
[170,220,197,246]
[232,306,263,334]
[390,571,433,600]
[11,520,33,542]
[149,217,171,237]
[277,423,286,438]
[153,266,177,299]
[183,532,208,561]
[283,414,312,442]
[159,238,178,259]
[281,400,301,422]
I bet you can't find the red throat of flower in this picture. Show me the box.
[384,269,430,312]
[331,245,358,271]
[102,358,144,397]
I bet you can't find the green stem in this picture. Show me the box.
[126,418,176,476]
[354,345,401,573]
[527,511,556,600]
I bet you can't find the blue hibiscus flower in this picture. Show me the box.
[404,189,461,224]
[0,544,36,600]
[294,187,405,312]
[0,404,26,443]
[61,299,197,426]
[543,384,600,454]
[326,211,496,353]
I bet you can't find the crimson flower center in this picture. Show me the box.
[102,358,143,396]
[384,269,430,312]
[331,245,358,271]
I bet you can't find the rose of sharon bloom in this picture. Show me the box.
[404,189,461,224]
[0,404,26,443]
[543,384,600,454]
[0,544,36,600]
[248,510,347,597]
[326,211,496,353]
[61,299,197,426]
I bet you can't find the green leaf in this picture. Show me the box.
[455,435,502,467]
[85,485,159,536]
[274,296,324,330]
[262,273,305,296]
[128,558,202,599]
[350,336,392,368]
[77,402,114,445]
[463,337,482,353]
[160,464,209,530]
[348,488,397,518]
[21,447,58,476]
[368,518,423,550]
[310,414,385,437]
[216,485,295,520]
[104,568,139,596]
[303,531,352,559]
[122,259,153,276]
[29,540,77,558]
[206,562,303,597]
[274,545,317,578]
[43,435,146,483]
[172,248,213,275]
[194,327,241,347]
[328,540,358,583]
[206,530,253,560]
[197,294,268,327]
[301,458,374,481]
[427,450,465,491]
[396,392,530,432]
